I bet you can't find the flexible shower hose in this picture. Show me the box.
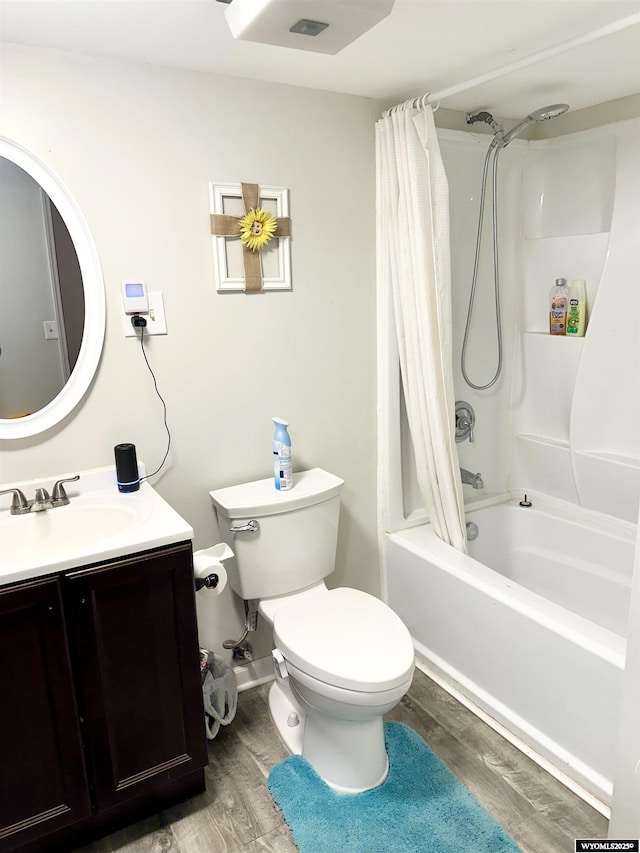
[460,140,504,391]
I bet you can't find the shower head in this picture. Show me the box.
[501,103,569,146]
[529,104,570,121]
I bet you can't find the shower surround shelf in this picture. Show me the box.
[511,437,640,524]
[511,434,578,505]
[574,450,640,524]
[522,331,587,341]
[511,333,584,447]
[577,450,640,469]
[516,434,570,449]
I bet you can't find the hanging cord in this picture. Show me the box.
[460,140,504,391]
[136,324,171,482]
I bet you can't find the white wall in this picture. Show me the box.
[0,45,382,659]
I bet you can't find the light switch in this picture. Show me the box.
[44,320,59,339]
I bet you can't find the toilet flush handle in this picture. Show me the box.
[272,648,289,681]
[229,519,260,534]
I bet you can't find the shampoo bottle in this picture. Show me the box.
[566,279,587,336]
[549,277,568,335]
[272,418,292,491]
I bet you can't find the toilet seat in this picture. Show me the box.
[273,587,414,692]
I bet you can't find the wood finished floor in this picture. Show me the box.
[79,668,608,853]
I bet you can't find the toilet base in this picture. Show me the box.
[267,680,389,794]
[268,679,304,756]
[303,706,389,793]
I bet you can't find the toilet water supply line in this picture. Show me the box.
[223,598,259,650]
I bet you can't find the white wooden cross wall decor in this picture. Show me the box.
[209,182,292,293]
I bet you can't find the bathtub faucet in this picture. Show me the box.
[460,468,484,489]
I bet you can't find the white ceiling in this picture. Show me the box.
[1,0,639,118]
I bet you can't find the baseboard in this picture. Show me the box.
[414,654,611,819]
[234,655,275,692]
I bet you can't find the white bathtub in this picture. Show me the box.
[386,498,636,806]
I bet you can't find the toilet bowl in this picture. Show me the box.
[263,584,414,792]
[209,468,415,793]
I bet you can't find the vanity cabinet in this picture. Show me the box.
[0,577,92,845]
[0,542,207,852]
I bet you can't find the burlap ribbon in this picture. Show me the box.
[210,182,291,293]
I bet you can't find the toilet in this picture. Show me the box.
[209,468,415,793]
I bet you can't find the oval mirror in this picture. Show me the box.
[0,137,105,439]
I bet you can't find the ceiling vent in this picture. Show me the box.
[221,0,395,54]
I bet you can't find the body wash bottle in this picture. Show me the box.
[549,277,568,335]
[566,279,587,336]
[272,418,292,491]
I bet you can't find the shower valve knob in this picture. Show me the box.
[458,416,474,441]
[455,401,476,443]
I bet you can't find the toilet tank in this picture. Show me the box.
[209,468,344,600]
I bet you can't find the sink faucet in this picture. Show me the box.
[0,475,80,514]
[50,475,80,507]
[0,488,31,515]
[460,468,484,489]
[31,488,53,512]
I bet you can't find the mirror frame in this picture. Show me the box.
[0,137,106,439]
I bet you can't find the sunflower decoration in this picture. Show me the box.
[239,207,278,252]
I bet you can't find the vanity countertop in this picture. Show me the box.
[0,465,193,586]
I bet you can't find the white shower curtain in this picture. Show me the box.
[376,103,466,551]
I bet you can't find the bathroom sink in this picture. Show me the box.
[0,497,148,565]
[0,465,193,585]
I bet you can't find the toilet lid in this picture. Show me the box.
[273,588,414,692]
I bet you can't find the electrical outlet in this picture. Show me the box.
[123,292,167,337]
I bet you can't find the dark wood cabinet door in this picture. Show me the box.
[0,577,91,851]
[63,543,207,811]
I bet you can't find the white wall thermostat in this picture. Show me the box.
[121,281,149,314]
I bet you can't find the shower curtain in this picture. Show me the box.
[376,103,466,551]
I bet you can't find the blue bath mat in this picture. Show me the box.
[267,721,521,853]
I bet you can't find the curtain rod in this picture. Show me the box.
[388,13,640,113]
